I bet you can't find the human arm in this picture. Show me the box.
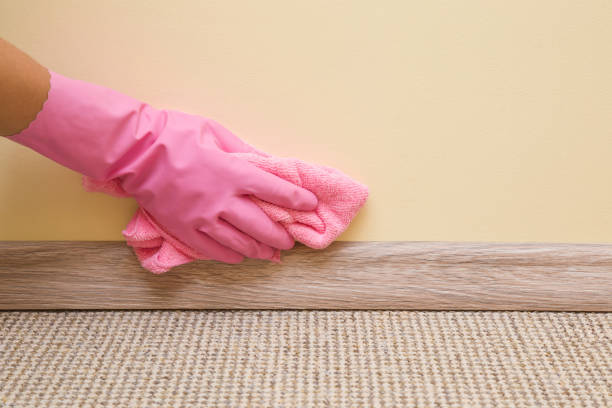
[1,38,318,262]
[0,38,50,137]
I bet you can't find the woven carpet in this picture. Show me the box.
[0,311,610,407]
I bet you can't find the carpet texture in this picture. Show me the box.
[0,311,610,407]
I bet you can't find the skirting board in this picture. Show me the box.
[0,241,610,311]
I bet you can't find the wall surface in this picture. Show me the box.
[1,0,611,242]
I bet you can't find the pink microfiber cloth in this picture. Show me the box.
[83,151,369,274]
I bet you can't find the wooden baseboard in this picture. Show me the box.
[0,241,610,311]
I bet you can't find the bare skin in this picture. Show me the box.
[0,38,50,137]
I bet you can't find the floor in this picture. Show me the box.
[1,310,610,407]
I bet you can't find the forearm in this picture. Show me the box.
[0,38,50,136]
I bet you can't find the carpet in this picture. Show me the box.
[0,311,610,407]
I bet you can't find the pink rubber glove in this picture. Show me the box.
[6,70,318,263]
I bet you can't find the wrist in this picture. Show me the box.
[6,70,161,181]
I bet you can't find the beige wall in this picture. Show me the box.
[1,0,611,242]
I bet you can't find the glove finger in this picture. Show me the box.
[202,219,275,259]
[181,227,245,264]
[239,169,318,211]
[221,196,294,250]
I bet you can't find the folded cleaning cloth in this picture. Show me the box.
[83,151,369,274]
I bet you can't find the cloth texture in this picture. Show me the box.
[0,311,610,407]
[83,151,369,274]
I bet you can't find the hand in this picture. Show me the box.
[117,109,318,263]
[5,70,318,263]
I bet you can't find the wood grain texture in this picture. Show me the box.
[0,241,610,311]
